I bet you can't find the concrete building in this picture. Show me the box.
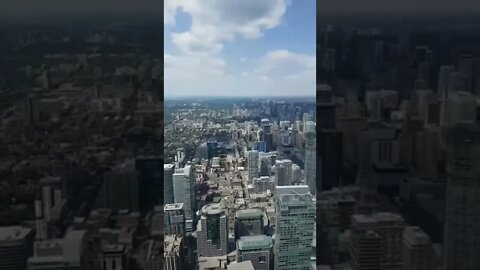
[100,244,127,270]
[350,230,383,270]
[0,226,34,270]
[292,164,302,184]
[350,212,405,270]
[317,84,336,130]
[237,235,272,270]
[304,130,316,195]
[227,261,254,270]
[27,230,87,270]
[446,91,476,126]
[164,203,186,237]
[173,165,195,232]
[197,203,228,257]
[444,124,480,270]
[403,226,434,270]
[275,159,292,186]
[247,150,260,182]
[142,240,162,270]
[235,209,264,238]
[259,153,271,177]
[275,186,315,270]
[252,176,276,193]
[102,167,139,212]
[164,164,175,204]
[165,235,184,270]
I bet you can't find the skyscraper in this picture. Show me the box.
[253,141,267,152]
[444,124,480,270]
[304,130,316,195]
[173,165,195,232]
[164,164,175,204]
[237,235,272,270]
[197,203,228,257]
[259,153,272,177]
[292,164,302,184]
[235,209,264,238]
[247,150,260,182]
[102,166,139,212]
[403,226,435,270]
[0,226,34,270]
[275,159,293,186]
[317,84,336,130]
[275,186,315,270]
[164,203,186,237]
[350,212,405,270]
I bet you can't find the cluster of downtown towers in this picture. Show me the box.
[164,112,317,270]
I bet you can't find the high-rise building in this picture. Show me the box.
[275,186,315,270]
[102,165,139,212]
[292,164,302,184]
[24,94,40,124]
[356,130,377,214]
[0,226,34,270]
[135,157,162,213]
[350,230,383,270]
[318,130,342,191]
[304,120,316,132]
[247,150,260,182]
[317,84,336,130]
[259,153,272,177]
[173,165,195,232]
[142,240,163,270]
[164,203,186,237]
[28,230,87,270]
[237,235,272,270]
[304,130,316,195]
[444,124,480,270]
[446,91,476,126]
[252,176,276,193]
[302,113,312,131]
[235,209,264,239]
[253,141,267,152]
[275,160,293,186]
[164,164,175,204]
[350,212,405,269]
[403,226,435,270]
[197,203,228,257]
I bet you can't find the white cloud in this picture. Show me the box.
[164,0,314,96]
[165,49,315,96]
[167,0,287,54]
[164,0,179,26]
[255,49,316,77]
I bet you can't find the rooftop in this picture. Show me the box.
[164,203,184,211]
[0,226,33,242]
[102,244,125,253]
[227,261,255,270]
[235,209,263,220]
[404,226,432,246]
[352,212,404,225]
[238,235,272,251]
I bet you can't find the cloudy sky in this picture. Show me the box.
[164,0,316,97]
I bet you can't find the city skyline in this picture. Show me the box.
[164,0,316,97]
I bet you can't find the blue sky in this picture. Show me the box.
[164,0,316,97]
